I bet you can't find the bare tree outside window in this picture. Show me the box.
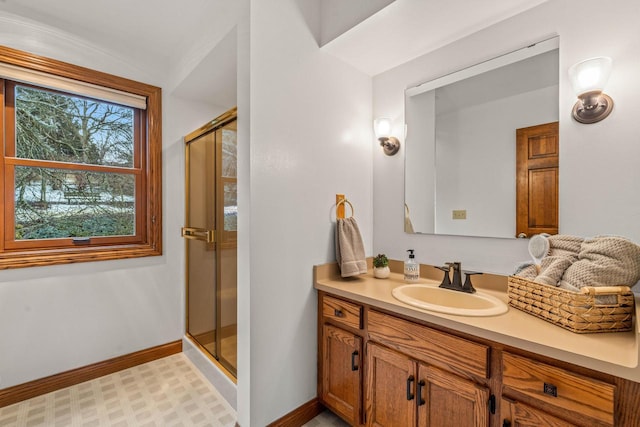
[14,85,136,240]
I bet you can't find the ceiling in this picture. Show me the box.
[0,0,243,108]
[322,0,551,75]
[436,48,559,115]
[0,0,551,105]
[0,0,240,68]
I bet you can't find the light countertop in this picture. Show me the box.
[314,262,640,382]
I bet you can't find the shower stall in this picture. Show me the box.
[182,108,237,378]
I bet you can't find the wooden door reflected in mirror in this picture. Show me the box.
[516,121,559,238]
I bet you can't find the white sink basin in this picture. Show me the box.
[392,284,508,317]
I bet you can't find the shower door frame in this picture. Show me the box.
[183,107,237,380]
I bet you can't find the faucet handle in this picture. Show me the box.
[462,271,483,293]
[435,265,452,287]
[445,261,461,271]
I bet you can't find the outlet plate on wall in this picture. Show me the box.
[452,210,467,220]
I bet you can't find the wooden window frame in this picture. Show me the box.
[0,45,162,269]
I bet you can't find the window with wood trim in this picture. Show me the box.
[0,46,162,269]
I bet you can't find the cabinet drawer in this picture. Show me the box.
[501,397,578,427]
[367,310,489,379]
[502,352,614,426]
[323,295,362,330]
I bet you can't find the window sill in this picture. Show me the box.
[0,243,162,270]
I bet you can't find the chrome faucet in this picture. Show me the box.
[437,262,481,294]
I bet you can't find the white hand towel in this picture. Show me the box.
[516,234,584,284]
[335,217,367,278]
[559,235,640,291]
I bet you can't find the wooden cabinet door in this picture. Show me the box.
[322,324,362,425]
[501,398,577,427]
[417,364,490,427]
[366,343,417,427]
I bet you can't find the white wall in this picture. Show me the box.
[239,0,372,424]
[0,13,223,390]
[434,85,558,237]
[373,0,640,275]
[0,4,374,425]
[235,7,251,425]
[404,90,435,233]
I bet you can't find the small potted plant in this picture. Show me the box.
[373,254,390,279]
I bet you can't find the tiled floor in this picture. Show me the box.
[0,352,347,427]
[0,353,236,427]
[303,410,349,427]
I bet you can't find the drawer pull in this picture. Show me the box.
[351,350,359,371]
[543,382,558,397]
[406,375,415,401]
[334,308,344,317]
[417,380,426,406]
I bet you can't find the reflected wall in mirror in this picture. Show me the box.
[404,38,559,239]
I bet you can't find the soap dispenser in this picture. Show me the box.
[404,249,419,283]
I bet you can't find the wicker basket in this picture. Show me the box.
[507,276,636,333]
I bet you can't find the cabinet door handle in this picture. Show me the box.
[351,350,359,371]
[502,420,511,427]
[417,379,426,406]
[488,394,496,414]
[334,308,343,317]
[406,375,415,401]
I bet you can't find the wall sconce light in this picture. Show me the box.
[568,57,613,124]
[374,117,400,155]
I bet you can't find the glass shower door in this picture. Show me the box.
[216,121,237,374]
[183,109,237,378]
[185,130,217,357]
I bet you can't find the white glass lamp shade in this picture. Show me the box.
[568,57,614,124]
[374,117,392,139]
[568,57,612,96]
[374,117,400,155]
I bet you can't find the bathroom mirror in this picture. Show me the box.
[404,37,559,238]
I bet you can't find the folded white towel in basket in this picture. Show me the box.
[516,234,584,283]
[559,235,640,293]
[335,217,367,278]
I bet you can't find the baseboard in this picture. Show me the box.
[266,398,324,427]
[0,340,182,409]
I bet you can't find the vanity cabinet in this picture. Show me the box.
[317,290,639,427]
[367,343,490,426]
[320,295,364,425]
[319,291,492,426]
[322,324,362,425]
[365,343,419,426]
[366,310,490,427]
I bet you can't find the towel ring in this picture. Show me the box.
[336,198,354,218]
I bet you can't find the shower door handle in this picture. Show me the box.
[181,227,215,243]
